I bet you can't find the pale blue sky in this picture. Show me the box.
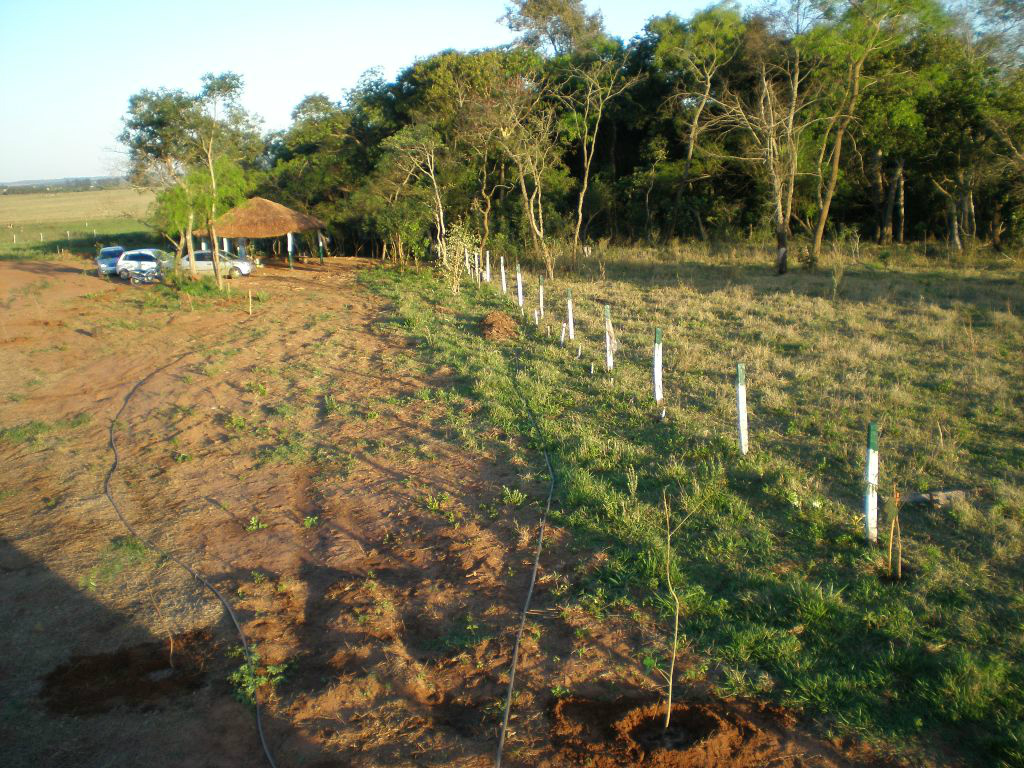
[0,0,708,182]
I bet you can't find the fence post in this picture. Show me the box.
[500,256,507,294]
[864,422,879,544]
[604,305,614,371]
[736,363,749,455]
[516,263,524,313]
[539,276,545,319]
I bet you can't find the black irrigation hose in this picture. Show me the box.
[103,353,279,768]
[495,360,558,768]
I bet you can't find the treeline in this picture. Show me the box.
[123,0,1024,274]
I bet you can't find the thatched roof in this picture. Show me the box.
[196,197,324,238]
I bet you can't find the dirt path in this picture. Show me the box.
[0,259,871,768]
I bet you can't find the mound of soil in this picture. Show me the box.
[482,311,519,341]
[40,629,218,715]
[551,696,822,768]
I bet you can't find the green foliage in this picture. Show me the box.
[244,516,268,532]
[227,645,287,705]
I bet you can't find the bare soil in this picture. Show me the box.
[0,258,880,767]
[482,311,519,342]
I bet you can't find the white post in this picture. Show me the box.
[202,240,208,250]
[864,422,879,544]
[222,237,229,252]
[500,256,507,294]
[653,328,664,406]
[736,363,749,455]
[485,251,491,283]
[516,263,524,312]
[287,232,294,268]
[567,287,575,341]
[604,305,614,371]
[465,249,471,275]
[474,251,481,284]
[560,323,566,346]
[539,276,545,319]
[577,344,582,359]
[534,308,539,326]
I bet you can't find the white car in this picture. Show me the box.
[115,249,169,280]
[180,250,253,279]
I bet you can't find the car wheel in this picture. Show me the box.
[118,269,130,280]
[229,267,241,279]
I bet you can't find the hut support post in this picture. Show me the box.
[287,232,294,269]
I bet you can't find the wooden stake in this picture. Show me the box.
[736,363,749,455]
[864,422,879,544]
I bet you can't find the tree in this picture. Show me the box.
[381,124,450,270]
[716,2,824,273]
[807,0,942,265]
[503,0,605,56]
[649,5,745,239]
[554,53,638,260]
[120,88,204,279]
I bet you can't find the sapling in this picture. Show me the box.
[887,485,903,580]
[662,488,682,729]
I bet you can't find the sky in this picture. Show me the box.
[0,0,710,183]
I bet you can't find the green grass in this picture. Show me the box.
[0,188,156,260]
[0,412,91,445]
[361,248,1024,768]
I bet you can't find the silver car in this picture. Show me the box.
[95,246,125,276]
[115,248,170,280]
[180,250,252,279]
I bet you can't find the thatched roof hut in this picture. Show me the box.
[197,197,324,238]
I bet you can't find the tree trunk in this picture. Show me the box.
[947,198,962,252]
[881,158,902,245]
[185,211,198,280]
[873,149,885,243]
[776,226,789,275]
[174,229,185,272]
[811,118,849,265]
[897,162,905,244]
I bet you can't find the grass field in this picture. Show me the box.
[363,244,1024,766]
[0,187,156,260]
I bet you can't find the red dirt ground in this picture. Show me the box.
[0,258,885,768]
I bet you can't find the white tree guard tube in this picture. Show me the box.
[465,249,471,275]
[653,328,664,405]
[560,323,566,346]
[604,305,615,371]
[485,251,491,283]
[516,264,524,310]
[736,363,749,455]
[567,288,575,340]
[864,422,879,543]
[500,256,507,294]
[539,276,545,319]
